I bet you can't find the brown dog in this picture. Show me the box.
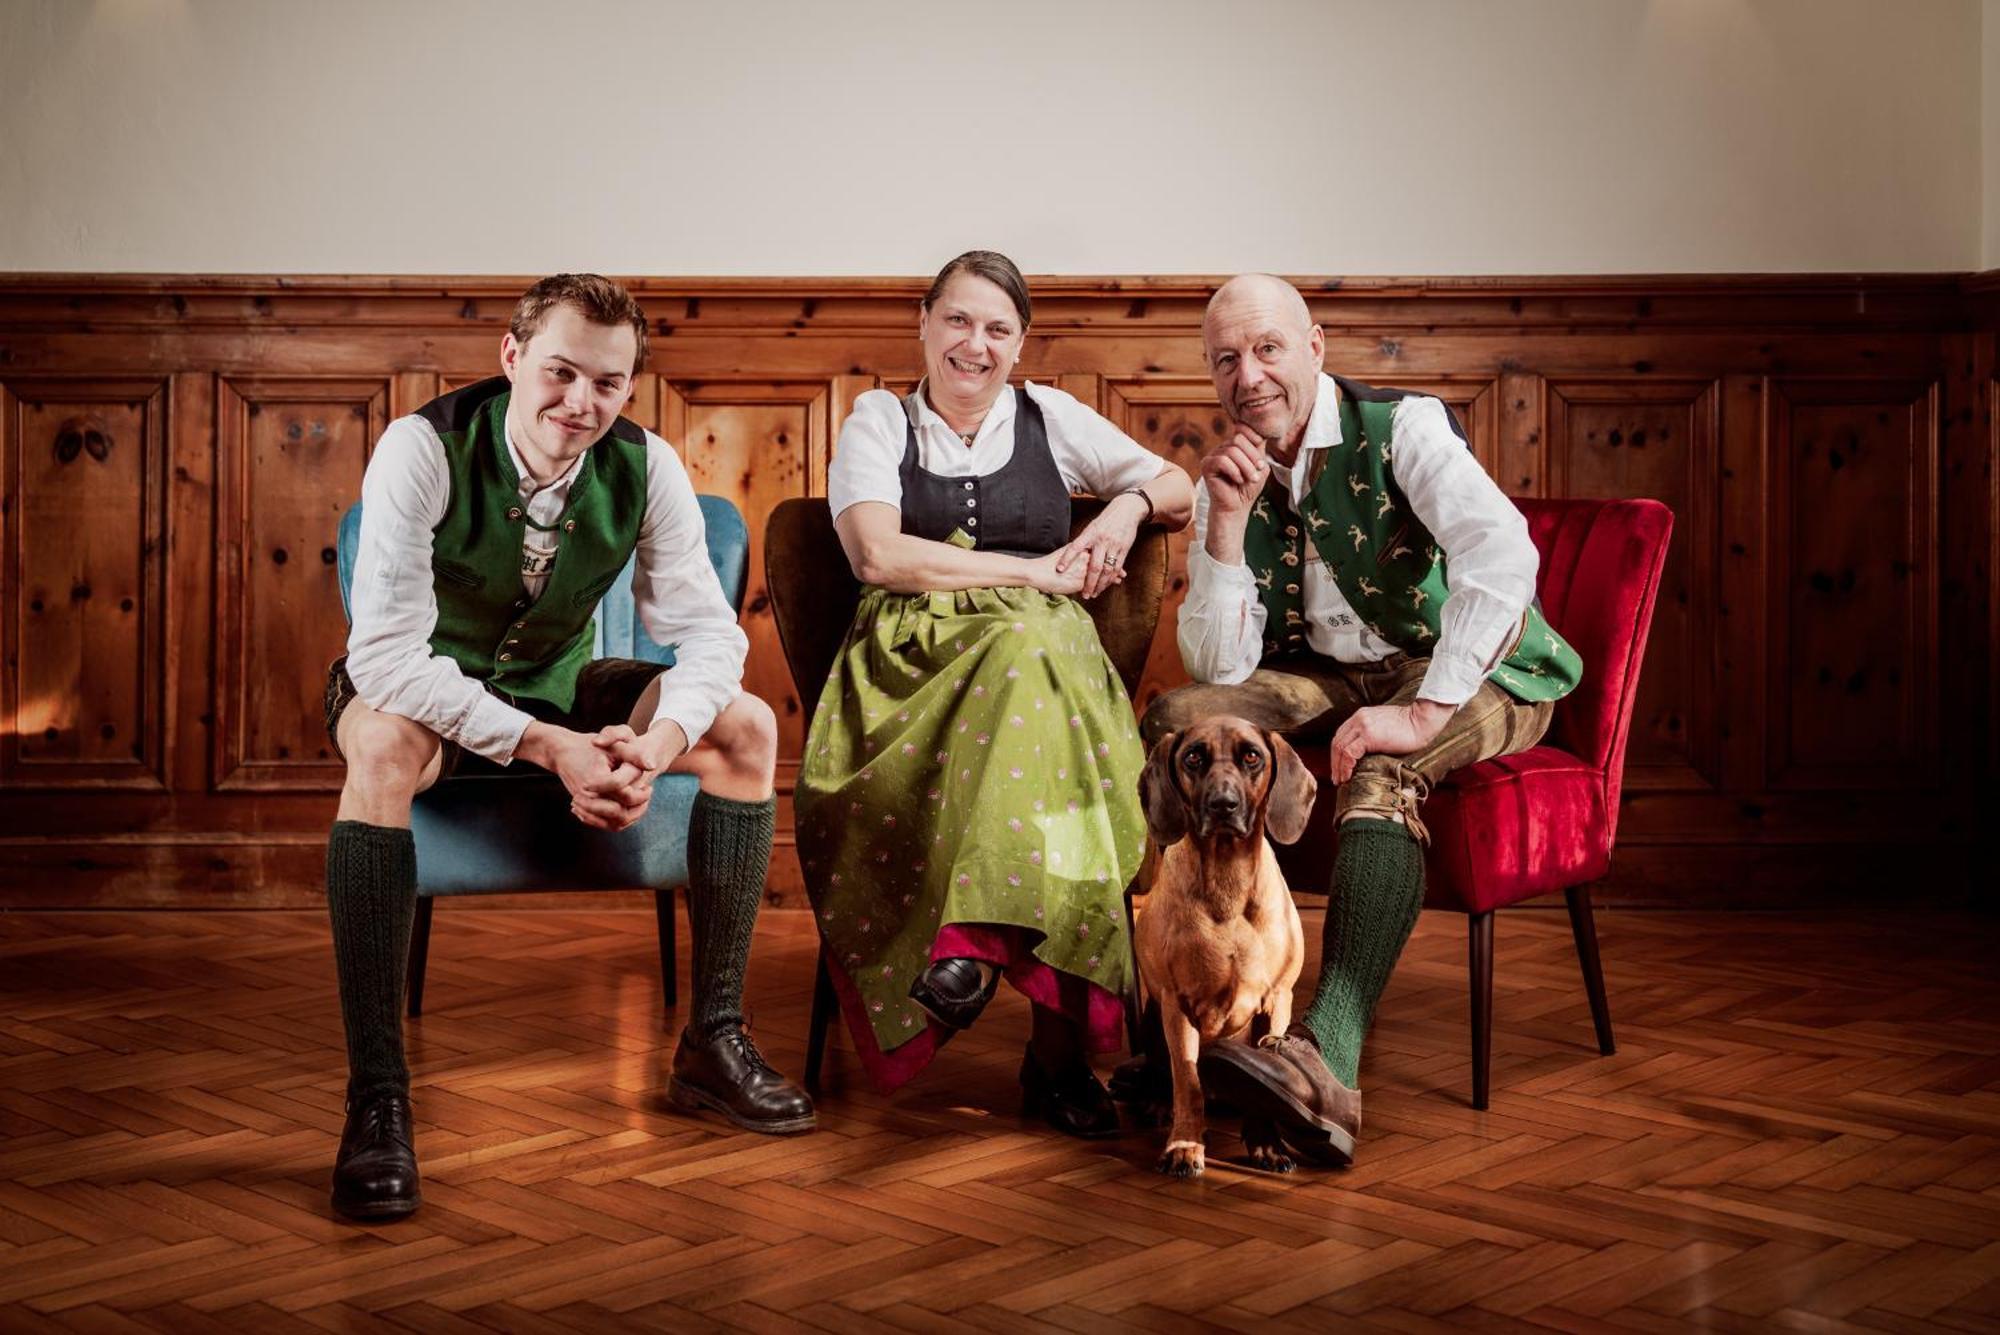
[1135,716,1316,1177]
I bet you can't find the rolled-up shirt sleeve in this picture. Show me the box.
[1175,487,1266,685]
[632,434,749,749]
[1389,396,1539,706]
[345,417,536,763]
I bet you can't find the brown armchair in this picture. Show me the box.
[764,496,1170,1090]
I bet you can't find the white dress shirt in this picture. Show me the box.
[828,381,1167,519]
[1178,374,1538,706]
[345,413,748,764]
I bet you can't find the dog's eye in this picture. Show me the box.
[1180,748,1207,773]
[1241,749,1263,771]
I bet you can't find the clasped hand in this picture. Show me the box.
[534,723,680,831]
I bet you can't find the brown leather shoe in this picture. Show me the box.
[1197,1027,1361,1166]
[331,1090,421,1220]
[668,1025,817,1135]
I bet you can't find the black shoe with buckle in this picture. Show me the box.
[1020,1047,1121,1139]
[669,1025,817,1135]
[908,957,1001,1031]
[331,1089,421,1221]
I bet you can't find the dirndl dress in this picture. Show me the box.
[794,389,1147,1091]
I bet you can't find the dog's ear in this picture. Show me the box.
[1263,730,1318,845]
[1139,732,1189,848]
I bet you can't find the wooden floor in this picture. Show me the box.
[2,903,1997,1333]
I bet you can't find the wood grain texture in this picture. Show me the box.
[0,272,1992,906]
[1,904,1997,1328]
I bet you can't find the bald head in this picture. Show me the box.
[1202,274,1325,452]
[1204,274,1314,345]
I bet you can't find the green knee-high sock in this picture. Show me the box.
[686,791,775,1036]
[326,820,418,1101]
[1298,818,1426,1087]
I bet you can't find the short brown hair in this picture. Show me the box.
[508,273,650,376]
[922,250,1032,327]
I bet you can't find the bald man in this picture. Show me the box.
[1139,275,1583,1165]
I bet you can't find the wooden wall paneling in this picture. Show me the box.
[1496,371,1547,499]
[1932,335,1990,856]
[1717,376,1770,794]
[213,377,389,791]
[661,379,829,779]
[0,376,170,791]
[1546,378,1722,794]
[168,371,217,798]
[1765,378,1940,790]
[1101,377,1233,716]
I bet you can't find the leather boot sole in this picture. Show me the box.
[668,1076,818,1135]
[1197,1047,1356,1167]
[330,1187,421,1221]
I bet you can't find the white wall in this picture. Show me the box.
[0,0,1986,276]
[1987,0,1999,268]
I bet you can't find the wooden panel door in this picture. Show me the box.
[214,378,389,791]
[1766,378,1939,789]
[0,378,170,790]
[1547,379,1723,793]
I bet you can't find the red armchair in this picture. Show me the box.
[1281,497,1674,1109]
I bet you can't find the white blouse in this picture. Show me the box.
[828,381,1168,519]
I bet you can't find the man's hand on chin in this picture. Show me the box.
[1328,700,1455,784]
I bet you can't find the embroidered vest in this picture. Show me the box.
[1240,376,1582,704]
[419,376,648,710]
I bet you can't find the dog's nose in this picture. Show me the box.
[1204,791,1240,816]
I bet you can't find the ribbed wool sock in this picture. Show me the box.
[325,820,418,1101]
[686,791,775,1036]
[1298,818,1426,1086]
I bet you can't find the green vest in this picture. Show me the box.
[417,376,648,710]
[1240,376,1582,703]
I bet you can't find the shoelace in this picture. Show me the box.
[345,1095,412,1147]
[719,1027,777,1077]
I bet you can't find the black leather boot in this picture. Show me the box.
[1020,1048,1121,1139]
[331,1090,421,1220]
[669,1026,817,1134]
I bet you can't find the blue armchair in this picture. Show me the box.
[335,496,750,1020]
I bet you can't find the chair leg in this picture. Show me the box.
[1469,911,1493,1111]
[406,897,435,1019]
[1565,885,1616,1056]
[654,888,678,1023]
[805,949,836,1094]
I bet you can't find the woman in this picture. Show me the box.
[794,251,1193,1134]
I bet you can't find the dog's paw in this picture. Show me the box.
[1245,1141,1295,1174]
[1157,1140,1205,1179]
[1243,1117,1295,1174]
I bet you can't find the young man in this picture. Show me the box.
[325,273,813,1222]
[1141,274,1582,1165]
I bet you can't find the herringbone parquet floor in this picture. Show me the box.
[2,903,1997,1332]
